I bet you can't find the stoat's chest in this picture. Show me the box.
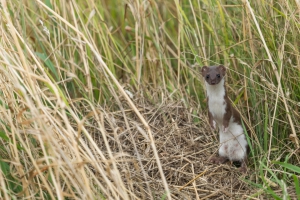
[206,80,227,124]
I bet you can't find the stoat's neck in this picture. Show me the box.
[206,78,226,98]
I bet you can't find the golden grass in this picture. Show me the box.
[0,0,299,199]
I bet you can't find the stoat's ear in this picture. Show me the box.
[218,65,226,76]
[201,66,208,77]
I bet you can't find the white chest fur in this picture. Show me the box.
[206,79,226,127]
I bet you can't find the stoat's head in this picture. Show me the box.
[201,65,226,85]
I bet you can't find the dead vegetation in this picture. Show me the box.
[82,93,255,199]
[0,0,299,199]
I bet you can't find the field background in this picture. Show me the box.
[0,0,299,199]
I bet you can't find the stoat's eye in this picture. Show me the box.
[217,74,221,78]
[206,75,210,79]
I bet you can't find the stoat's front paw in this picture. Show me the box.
[223,126,228,133]
[210,121,216,130]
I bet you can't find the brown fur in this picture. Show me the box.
[201,65,249,173]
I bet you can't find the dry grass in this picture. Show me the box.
[88,95,255,199]
[0,0,299,199]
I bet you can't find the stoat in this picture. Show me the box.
[201,65,248,173]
